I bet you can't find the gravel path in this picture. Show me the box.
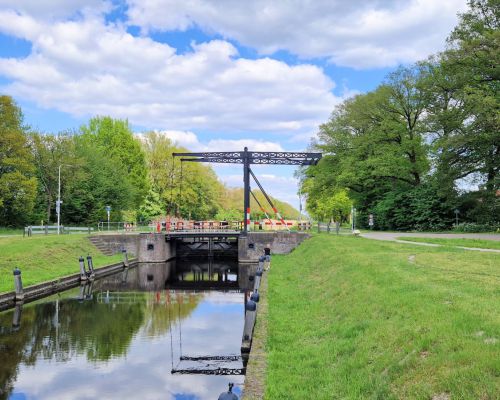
[361,232,500,241]
[360,232,500,253]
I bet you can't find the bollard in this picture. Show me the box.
[259,255,265,262]
[13,268,24,301]
[86,255,95,277]
[253,275,261,291]
[256,267,263,277]
[250,289,260,303]
[122,248,129,268]
[12,303,23,331]
[79,256,88,281]
[245,299,256,312]
[218,383,238,400]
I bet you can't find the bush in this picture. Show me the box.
[452,222,499,233]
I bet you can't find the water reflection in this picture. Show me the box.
[0,260,248,400]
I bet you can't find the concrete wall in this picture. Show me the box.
[91,234,141,256]
[138,233,176,263]
[238,232,310,262]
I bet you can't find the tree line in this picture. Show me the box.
[0,98,298,227]
[300,0,499,231]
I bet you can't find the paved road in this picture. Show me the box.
[361,232,500,241]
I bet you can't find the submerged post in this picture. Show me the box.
[13,268,24,301]
[12,303,23,331]
[122,248,129,268]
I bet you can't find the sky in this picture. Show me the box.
[0,0,469,211]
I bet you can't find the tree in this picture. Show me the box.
[61,138,135,224]
[29,133,79,224]
[0,96,37,226]
[140,131,224,220]
[80,117,149,208]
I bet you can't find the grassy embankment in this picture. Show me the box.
[397,236,500,250]
[0,227,23,236]
[0,235,122,293]
[265,234,499,399]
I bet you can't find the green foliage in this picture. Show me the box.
[62,138,135,224]
[300,0,499,231]
[80,116,149,208]
[308,188,351,222]
[452,222,500,233]
[371,182,454,231]
[29,132,80,224]
[140,131,224,220]
[137,187,164,222]
[214,208,242,221]
[0,96,37,226]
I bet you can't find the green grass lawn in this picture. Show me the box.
[398,236,500,250]
[0,227,23,236]
[0,235,122,293]
[265,235,499,399]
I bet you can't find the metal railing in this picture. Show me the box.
[24,225,94,236]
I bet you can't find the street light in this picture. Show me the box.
[57,164,73,235]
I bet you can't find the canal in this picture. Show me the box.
[0,259,255,399]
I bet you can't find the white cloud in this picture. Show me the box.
[206,139,283,152]
[136,130,285,153]
[0,11,339,138]
[126,0,468,69]
[0,0,110,20]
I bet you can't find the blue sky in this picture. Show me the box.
[0,0,468,209]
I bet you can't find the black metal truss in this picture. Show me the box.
[174,151,321,166]
[171,367,245,375]
[180,355,242,362]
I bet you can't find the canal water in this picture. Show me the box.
[0,260,254,400]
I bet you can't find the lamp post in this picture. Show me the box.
[105,206,111,231]
[57,164,73,235]
[57,165,63,235]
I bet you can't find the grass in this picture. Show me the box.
[0,235,122,293]
[398,236,500,250]
[265,234,500,399]
[0,227,23,236]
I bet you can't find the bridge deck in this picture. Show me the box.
[165,230,241,238]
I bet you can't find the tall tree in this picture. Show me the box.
[140,131,224,220]
[29,133,79,224]
[80,117,149,208]
[0,96,37,226]
[444,0,499,192]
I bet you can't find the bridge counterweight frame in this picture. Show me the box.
[173,148,321,235]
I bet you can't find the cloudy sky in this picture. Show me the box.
[0,0,468,210]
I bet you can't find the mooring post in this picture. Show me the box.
[79,256,88,281]
[12,303,23,331]
[250,289,260,303]
[122,248,129,268]
[242,298,257,342]
[13,267,24,301]
[86,255,95,278]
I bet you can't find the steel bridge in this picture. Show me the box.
[173,148,321,235]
